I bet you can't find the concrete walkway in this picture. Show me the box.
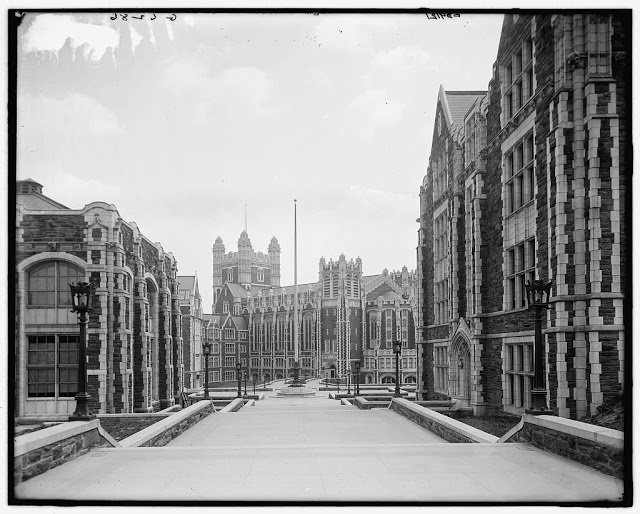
[15,379,624,503]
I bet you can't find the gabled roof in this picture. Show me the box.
[226,282,249,299]
[443,89,486,131]
[364,274,404,301]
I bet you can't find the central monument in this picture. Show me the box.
[277,199,315,397]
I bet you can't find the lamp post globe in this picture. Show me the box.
[236,362,242,398]
[393,340,402,398]
[69,282,96,421]
[525,279,553,415]
[203,342,211,400]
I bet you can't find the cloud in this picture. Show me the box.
[19,93,124,136]
[161,61,274,121]
[372,45,435,74]
[21,13,119,61]
[348,89,405,129]
[347,185,414,208]
[313,15,398,53]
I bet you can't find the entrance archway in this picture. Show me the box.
[381,376,395,384]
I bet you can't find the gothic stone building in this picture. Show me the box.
[206,233,418,386]
[417,13,628,419]
[177,275,203,390]
[15,179,183,418]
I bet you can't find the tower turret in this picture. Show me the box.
[268,236,281,287]
[212,236,225,305]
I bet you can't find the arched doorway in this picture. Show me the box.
[329,365,336,378]
[451,336,471,405]
[276,373,283,380]
[405,376,416,384]
[381,376,395,384]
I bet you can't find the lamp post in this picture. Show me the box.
[355,362,360,396]
[525,279,553,415]
[236,362,242,398]
[252,374,257,396]
[393,340,402,397]
[243,369,248,398]
[347,372,351,395]
[336,376,340,394]
[69,282,96,421]
[203,341,211,400]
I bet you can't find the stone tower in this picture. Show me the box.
[237,230,253,287]
[212,236,225,307]
[268,236,281,287]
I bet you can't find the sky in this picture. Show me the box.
[16,9,503,311]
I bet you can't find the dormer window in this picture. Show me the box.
[223,301,230,313]
[227,270,233,282]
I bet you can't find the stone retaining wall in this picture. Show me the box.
[390,398,498,443]
[504,414,624,478]
[120,400,215,448]
[97,413,172,441]
[14,420,118,484]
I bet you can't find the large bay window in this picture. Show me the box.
[27,334,79,398]
[505,238,536,310]
[504,342,533,410]
[27,261,84,308]
[504,131,535,214]
[503,34,534,121]
[434,345,448,392]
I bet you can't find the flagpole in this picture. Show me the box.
[294,199,299,365]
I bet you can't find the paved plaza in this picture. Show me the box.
[14,379,624,503]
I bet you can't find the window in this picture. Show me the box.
[257,269,264,282]
[28,261,84,308]
[223,301,230,314]
[239,331,247,340]
[554,16,568,90]
[212,342,220,354]
[224,370,235,381]
[400,310,409,343]
[504,342,534,409]
[240,345,247,353]
[212,371,220,382]
[432,152,448,199]
[506,238,536,310]
[233,304,241,315]
[212,356,220,367]
[384,310,393,346]
[434,211,449,325]
[503,34,534,120]
[302,357,312,368]
[369,314,378,344]
[434,345,448,391]
[225,356,235,367]
[27,334,79,397]
[275,357,284,368]
[224,328,235,340]
[504,132,535,214]
[464,116,477,167]
[263,357,272,368]
[227,270,233,282]
[225,342,235,354]
[288,358,295,368]
[587,15,611,76]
